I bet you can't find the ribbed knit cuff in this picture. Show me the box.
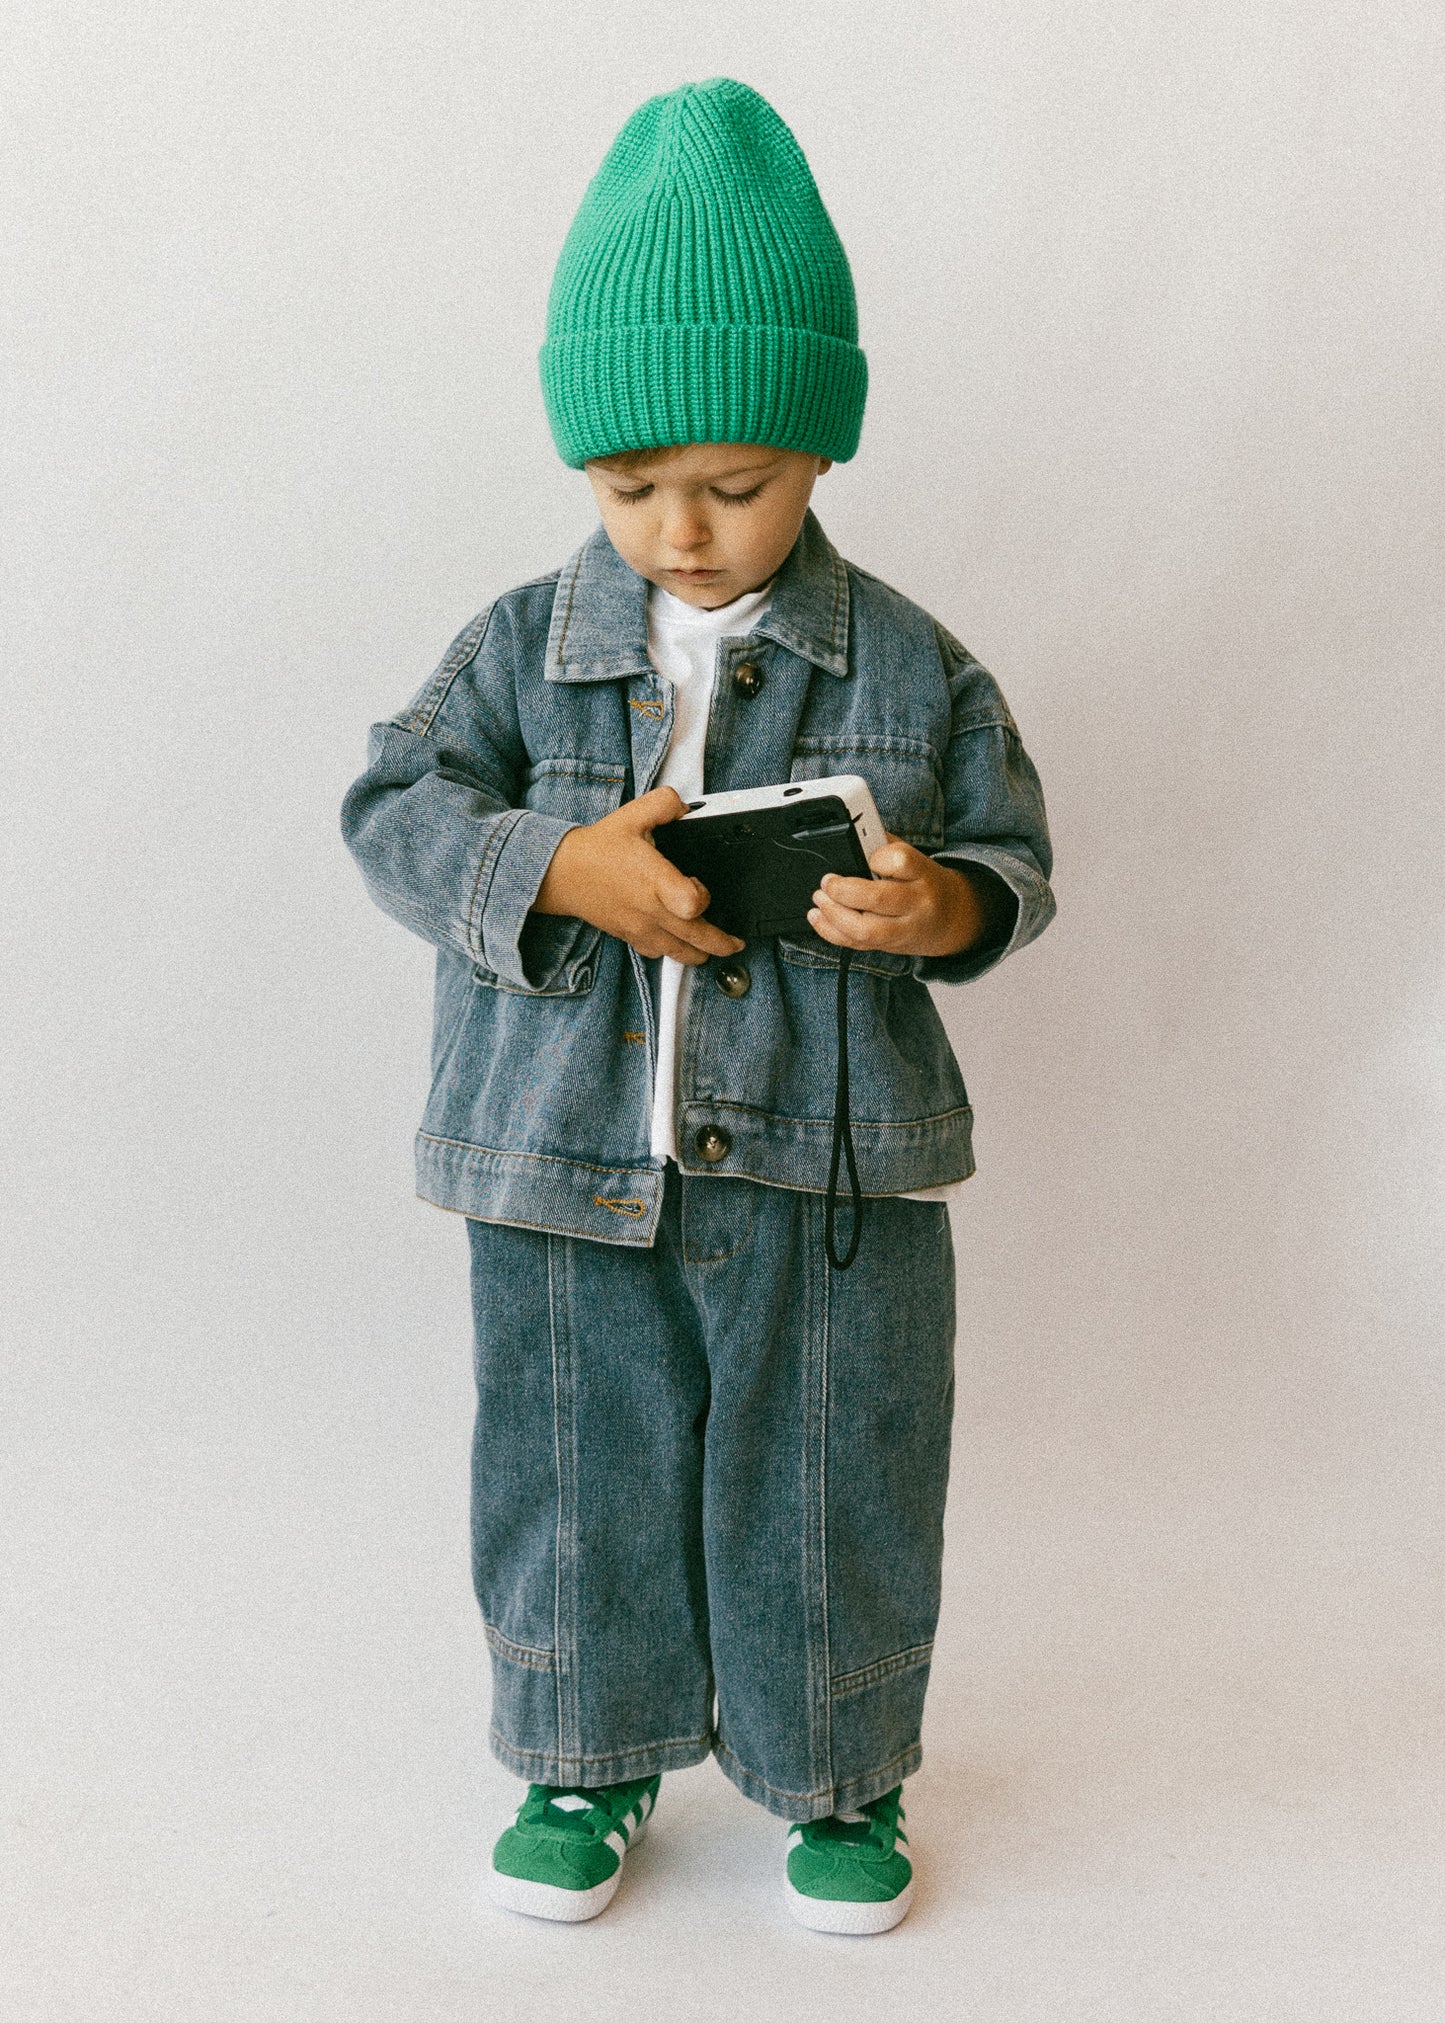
[539,322,866,467]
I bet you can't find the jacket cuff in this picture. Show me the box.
[470,808,579,988]
[913,845,1057,985]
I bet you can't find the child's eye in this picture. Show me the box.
[609,482,768,507]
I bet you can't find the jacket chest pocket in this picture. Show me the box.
[523,756,630,823]
[788,741,945,852]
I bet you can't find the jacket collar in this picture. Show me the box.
[544,506,851,683]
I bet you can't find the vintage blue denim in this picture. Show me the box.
[339,507,1055,1244]
[466,1164,957,1822]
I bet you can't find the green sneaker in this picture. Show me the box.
[784,1785,913,1933]
[489,1775,659,1922]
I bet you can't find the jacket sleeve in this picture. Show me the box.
[339,600,586,992]
[912,627,1057,986]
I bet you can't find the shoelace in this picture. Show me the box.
[800,1787,903,1853]
[525,1786,612,1838]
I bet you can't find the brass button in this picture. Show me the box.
[733,660,764,699]
[715,961,751,998]
[694,1125,732,1163]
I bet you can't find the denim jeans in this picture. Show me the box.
[465,1165,956,1823]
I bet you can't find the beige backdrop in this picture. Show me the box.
[4,3,1442,2016]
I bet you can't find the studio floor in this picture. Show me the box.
[5,1314,1439,2023]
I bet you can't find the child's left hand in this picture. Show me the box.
[807,837,992,959]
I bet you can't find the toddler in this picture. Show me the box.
[341,76,1054,1934]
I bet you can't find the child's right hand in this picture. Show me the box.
[531,786,746,965]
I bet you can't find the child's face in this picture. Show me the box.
[584,443,832,608]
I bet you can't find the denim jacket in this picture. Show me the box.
[340,508,1055,1246]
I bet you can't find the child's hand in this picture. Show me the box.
[533,786,747,965]
[807,836,991,959]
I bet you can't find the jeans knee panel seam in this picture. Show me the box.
[485,1623,558,1672]
[830,1639,934,1698]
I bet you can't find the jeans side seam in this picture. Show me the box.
[547,1233,581,1764]
[802,1191,833,1797]
[819,1202,834,1792]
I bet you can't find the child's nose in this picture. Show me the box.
[660,504,711,551]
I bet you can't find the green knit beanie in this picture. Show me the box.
[539,77,867,468]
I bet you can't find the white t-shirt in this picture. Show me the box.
[643,575,964,1207]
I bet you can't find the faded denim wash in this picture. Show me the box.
[339,507,1056,1245]
[467,1165,956,1822]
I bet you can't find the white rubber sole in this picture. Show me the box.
[489,1811,649,1923]
[784,1873,914,1934]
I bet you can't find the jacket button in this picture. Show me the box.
[715,961,751,998]
[694,1125,732,1163]
[733,660,764,699]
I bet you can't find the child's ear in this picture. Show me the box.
[817,457,833,474]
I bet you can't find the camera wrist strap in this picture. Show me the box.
[824,947,864,1270]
